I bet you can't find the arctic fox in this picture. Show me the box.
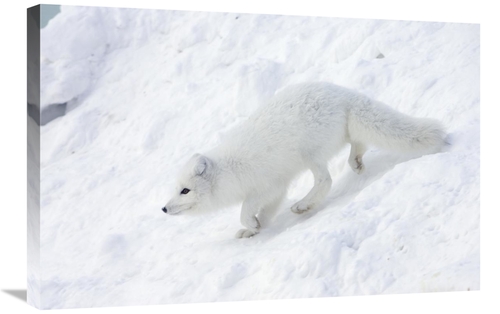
[162,82,445,238]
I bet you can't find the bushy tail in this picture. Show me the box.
[347,100,446,154]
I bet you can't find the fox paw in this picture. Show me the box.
[352,162,364,174]
[291,200,313,214]
[349,157,364,174]
[235,229,258,238]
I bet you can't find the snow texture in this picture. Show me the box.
[37,5,479,309]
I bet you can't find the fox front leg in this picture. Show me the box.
[235,196,261,238]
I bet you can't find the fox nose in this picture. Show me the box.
[162,207,167,213]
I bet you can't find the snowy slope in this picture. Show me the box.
[37,6,479,309]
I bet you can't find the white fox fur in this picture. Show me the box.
[163,82,445,238]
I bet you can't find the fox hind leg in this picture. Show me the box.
[348,142,366,174]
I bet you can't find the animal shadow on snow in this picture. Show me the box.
[257,150,424,240]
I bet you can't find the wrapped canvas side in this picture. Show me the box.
[27,5,41,309]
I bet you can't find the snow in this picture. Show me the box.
[36,5,479,309]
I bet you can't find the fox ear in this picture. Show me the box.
[193,154,210,176]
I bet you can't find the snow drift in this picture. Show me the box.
[35,5,479,309]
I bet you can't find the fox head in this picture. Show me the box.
[162,154,214,215]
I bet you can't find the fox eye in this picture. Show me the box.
[180,188,190,195]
